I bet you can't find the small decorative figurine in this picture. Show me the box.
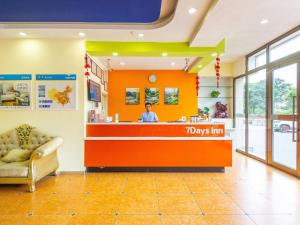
[215,102,228,118]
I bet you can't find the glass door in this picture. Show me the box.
[247,69,267,160]
[270,63,299,174]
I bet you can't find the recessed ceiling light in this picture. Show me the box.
[19,32,27,36]
[220,53,224,57]
[211,53,217,57]
[188,8,197,14]
[162,52,168,57]
[120,62,125,66]
[138,33,144,38]
[260,19,269,25]
[198,65,203,68]
[171,62,175,66]
[79,32,85,37]
[112,52,118,56]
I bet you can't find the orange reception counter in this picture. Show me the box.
[84,123,232,172]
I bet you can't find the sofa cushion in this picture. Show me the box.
[1,149,32,163]
[0,130,20,158]
[22,129,53,151]
[0,160,29,177]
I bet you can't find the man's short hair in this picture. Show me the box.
[145,102,152,107]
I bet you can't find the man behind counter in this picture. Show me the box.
[139,102,159,122]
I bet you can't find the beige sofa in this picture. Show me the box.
[0,125,63,192]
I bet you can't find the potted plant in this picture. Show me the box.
[210,90,220,98]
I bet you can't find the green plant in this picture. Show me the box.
[211,90,220,98]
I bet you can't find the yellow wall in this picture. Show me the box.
[108,70,198,122]
[0,39,85,171]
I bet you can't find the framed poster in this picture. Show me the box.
[164,88,179,105]
[104,81,108,92]
[145,88,159,105]
[125,88,140,105]
[104,71,108,82]
[36,74,77,110]
[101,70,105,85]
[0,74,32,110]
[96,66,102,78]
[91,61,97,75]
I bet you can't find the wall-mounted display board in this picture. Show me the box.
[0,74,32,110]
[36,74,77,110]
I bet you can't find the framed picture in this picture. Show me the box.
[104,81,108,91]
[91,61,97,75]
[104,71,108,82]
[164,88,179,105]
[145,88,159,105]
[96,66,102,78]
[88,79,101,102]
[101,70,104,85]
[125,88,140,105]
[87,56,92,68]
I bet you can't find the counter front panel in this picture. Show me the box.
[86,123,225,137]
[85,123,232,169]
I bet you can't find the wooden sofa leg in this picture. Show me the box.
[28,182,36,192]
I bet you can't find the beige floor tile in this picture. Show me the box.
[67,214,116,225]
[119,193,159,214]
[114,215,161,225]
[161,215,208,225]
[204,215,255,225]
[193,194,244,215]
[159,194,201,215]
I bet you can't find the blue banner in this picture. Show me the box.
[36,74,77,81]
[0,74,32,80]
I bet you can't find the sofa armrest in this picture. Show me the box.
[31,137,63,159]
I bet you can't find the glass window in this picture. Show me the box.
[234,77,246,151]
[272,120,297,169]
[272,63,297,115]
[270,30,300,62]
[247,49,266,71]
[247,69,267,159]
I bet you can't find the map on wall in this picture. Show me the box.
[36,74,77,110]
[0,74,32,110]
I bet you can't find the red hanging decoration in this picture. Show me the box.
[84,53,91,77]
[215,56,221,88]
[196,73,200,97]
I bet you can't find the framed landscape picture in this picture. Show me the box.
[164,88,179,105]
[91,61,97,75]
[125,88,140,105]
[145,88,159,105]
[96,66,102,78]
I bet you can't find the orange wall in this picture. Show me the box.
[108,70,198,122]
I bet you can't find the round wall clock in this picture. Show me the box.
[148,74,157,83]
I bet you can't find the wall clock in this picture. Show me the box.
[148,74,157,83]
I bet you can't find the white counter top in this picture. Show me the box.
[85,136,232,141]
[86,122,225,125]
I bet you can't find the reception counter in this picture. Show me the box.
[84,122,232,171]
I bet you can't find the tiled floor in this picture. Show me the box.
[1,152,300,225]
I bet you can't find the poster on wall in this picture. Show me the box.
[0,74,32,110]
[145,88,159,105]
[36,74,77,110]
[125,88,140,105]
[164,88,179,105]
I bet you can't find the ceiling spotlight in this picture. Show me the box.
[211,53,217,57]
[198,65,203,68]
[120,62,125,66]
[19,32,27,36]
[171,62,175,66]
[112,52,118,56]
[162,52,168,57]
[260,19,269,25]
[188,8,197,14]
[79,32,85,37]
[138,33,144,38]
[220,53,224,57]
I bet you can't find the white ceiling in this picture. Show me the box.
[94,57,196,70]
[1,0,300,67]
